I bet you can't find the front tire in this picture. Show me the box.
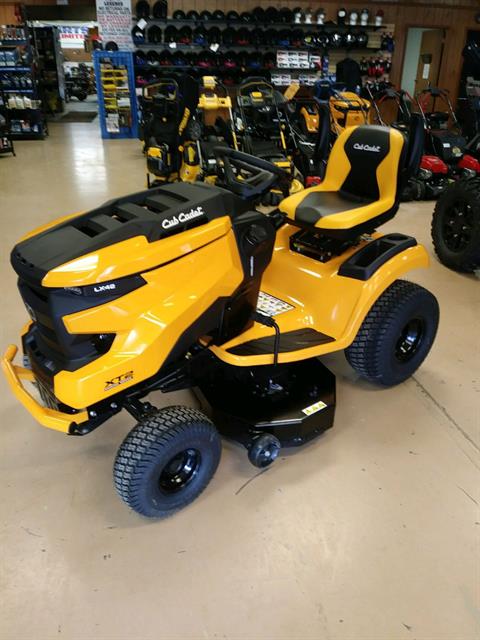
[345,280,439,386]
[432,178,480,273]
[114,406,221,517]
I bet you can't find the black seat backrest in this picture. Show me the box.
[340,126,392,201]
[402,113,425,185]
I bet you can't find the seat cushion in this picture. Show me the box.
[294,190,374,226]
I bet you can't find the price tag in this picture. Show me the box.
[210,43,219,52]
[169,42,177,49]
[137,18,147,29]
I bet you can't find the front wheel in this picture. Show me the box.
[114,406,221,517]
[345,280,439,386]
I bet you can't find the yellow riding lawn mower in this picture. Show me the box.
[3,118,439,518]
[235,77,304,204]
[142,75,202,187]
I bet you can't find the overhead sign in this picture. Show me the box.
[96,0,133,51]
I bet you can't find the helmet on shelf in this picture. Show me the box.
[207,26,222,44]
[291,29,303,47]
[186,51,199,66]
[277,29,290,47]
[186,10,200,21]
[239,11,252,22]
[132,25,146,43]
[159,50,172,65]
[227,10,240,21]
[193,26,207,45]
[146,49,159,64]
[172,10,186,20]
[264,28,278,46]
[236,27,250,45]
[265,7,280,23]
[224,50,237,68]
[279,8,294,23]
[222,27,237,46]
[252,7,265,22]
[248,52,263,69]
[135,1,150,19]
[303,31,316,47]
[152,0,168,19]
[172,50,187,66]
[105,41,119,51]
[200,10,213,21]
[212,10,225,21]
[178,25,192,44]
[337,8,347,25]
[147,25,162,43]
[164,25,178,43]
[316,31,330,48]
[250,28,263,46]
[263,51,276,69]
[344,31,357,47]
[330,31,344,48]
[356,31,369,48]
[134,49,148,65]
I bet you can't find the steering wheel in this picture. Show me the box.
[213,146,291,201]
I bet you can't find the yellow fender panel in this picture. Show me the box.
[210,228,429,367]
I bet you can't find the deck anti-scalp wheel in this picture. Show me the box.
[345,279,439,386]
[432,178,480,273]
[114,406,221,517]
[248,434,281,468]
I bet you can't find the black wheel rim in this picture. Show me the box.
[442,200,474,252]
[257,442,279,467]
[395,318,425,363]
[158,448,201,494]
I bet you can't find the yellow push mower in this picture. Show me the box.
[329,89,371,137]
[3,119,439,518]
[142,75,202,187]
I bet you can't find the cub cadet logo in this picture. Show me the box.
[353,143,381,152]
[105,371,133,392]
[161,206,205,230]
[93,283,116,294]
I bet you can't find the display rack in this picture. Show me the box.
[0,89,15,155]
[132,17,394,88]
[93,50,138,139]
[32,25,65,114]
[0,25,47,138]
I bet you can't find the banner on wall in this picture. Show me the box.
[96,0,133,50]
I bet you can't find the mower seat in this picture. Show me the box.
[280,125,406,239]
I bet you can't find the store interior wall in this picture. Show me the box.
[1,0,478,105]
[401,27,434,96]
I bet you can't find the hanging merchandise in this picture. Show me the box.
[304,32,316,48]
[357,32,369,48]
[236,28,251,46]
[336,56,362,91]
[134,49,147,65]
[360,8,369,26]
[172,50,187,66]
[375,10,384,27]
[265,29,278,46]
[240,12,252,23]
[147,50,159,65]
[222,28,237,46]
[250,28,263,47]
[248,52,263,70]
[227,11,240,21]
[293,8,303,24]
[224,51,237,68]
[266,7,280,23]
[263,51,276,69]
[153,0,168,20]
[291,30,304,47]
[200,11,213,21]
[381,33,395,53]
[349,11,359,26]
[344,31,357,48]
[330,32,344,48]
[304,8,313,24]
[316,31,330,49]
[164,25,178,43]
[159,50,172,65]
[278,30,291,47]
[337,8,347,26]
[172,10,186,20]
[212,10,225,21]
[359,57,369,75]
[316,8,326,25]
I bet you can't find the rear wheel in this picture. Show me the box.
[345,280,439,386]
[114,406,221,517]
[432,178,480,272]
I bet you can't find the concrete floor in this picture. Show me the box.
[0,123,479,640]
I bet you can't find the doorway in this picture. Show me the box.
[401,28,446,96]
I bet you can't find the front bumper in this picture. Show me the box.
[1,344,89,433]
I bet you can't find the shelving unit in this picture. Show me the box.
[0,25,47,139]
[93,50,138,139]
[0,89,15,155]
[132,16,394,87]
